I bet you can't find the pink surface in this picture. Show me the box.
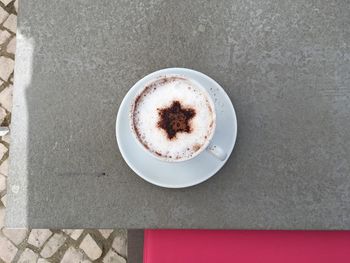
[144,230,350,263]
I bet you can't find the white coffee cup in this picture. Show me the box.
[131,74,227,162]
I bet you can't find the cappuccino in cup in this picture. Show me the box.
[131,76,216,162]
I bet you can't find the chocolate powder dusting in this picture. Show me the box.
[192,144,201,152]
[157,100,196,140]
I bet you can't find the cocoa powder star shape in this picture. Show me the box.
[157,101,196,139]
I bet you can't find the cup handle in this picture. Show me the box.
[206,143,227,161]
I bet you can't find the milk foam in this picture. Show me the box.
[132,76,215,161]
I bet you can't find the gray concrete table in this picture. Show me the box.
[7,0,350,229]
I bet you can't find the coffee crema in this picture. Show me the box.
[132,76,215,161]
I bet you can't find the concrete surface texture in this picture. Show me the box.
[0,0,127,262]
[6,0,350,229]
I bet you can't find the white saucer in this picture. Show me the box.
[116,68,237,188]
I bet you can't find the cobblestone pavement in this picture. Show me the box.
[0,1,127,262]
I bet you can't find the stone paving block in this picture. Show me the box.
[6,36,15,54]
[0,6,9,24]
[3,14,16,33]
[99,229,114,239]
[0,57,14,81]
[0,30,11,46]
[0,158,9,176]
[0,142,7,160]
[0,84,13,111]
[40,233,66,258]
[14,0,18,13]
[2,228,27,245]
[38,258,50,263]
[2,133,10,144]
[0,205,5,228]
[0,173,6,192]
[79,234,102,261]
[1,0,12,6]
[0,233,18,263]
[103,249,126,263]
[1,194,6,206]
[0,105,6,123]
[60,246,84,263]
[62,229,73,235]
[18,248,39,263]
[112,235,127,258]
[28,229,53,248]
[70,229,83,240]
